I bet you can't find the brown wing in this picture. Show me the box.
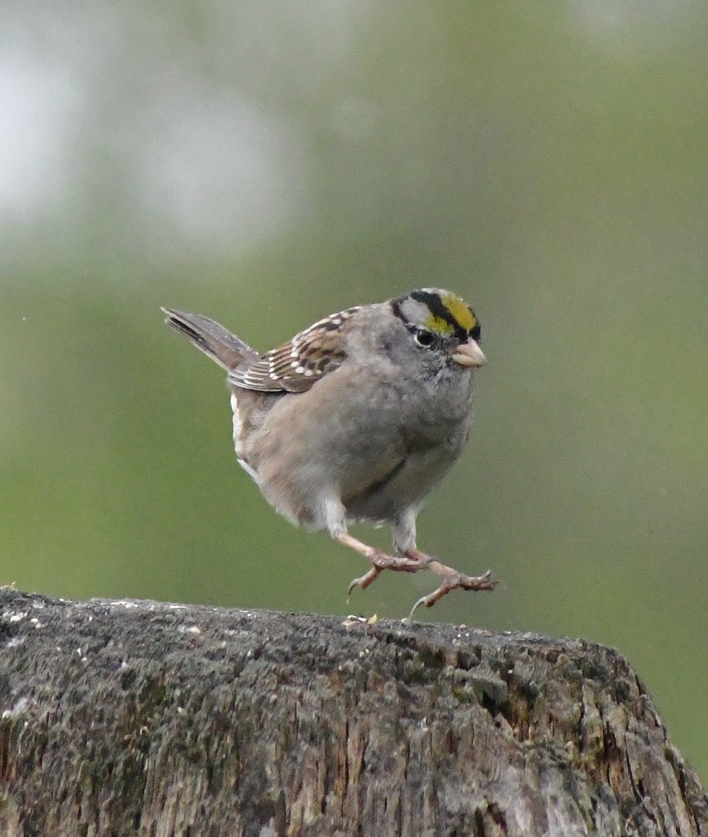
[228,306,362,393]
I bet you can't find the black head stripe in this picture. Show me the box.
[410,290,470,342]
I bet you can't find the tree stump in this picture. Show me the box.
[0,589,704,836]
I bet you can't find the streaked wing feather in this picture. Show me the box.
[228,306,362,393]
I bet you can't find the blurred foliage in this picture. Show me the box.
[1,0,707,783]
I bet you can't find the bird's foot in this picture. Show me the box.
[336,532,497,618]
[346,551,424,599]
[404,568,497,623]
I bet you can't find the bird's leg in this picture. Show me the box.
[403,546,497,622]
[335,532,425,599]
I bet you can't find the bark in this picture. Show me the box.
[0,589,705,837]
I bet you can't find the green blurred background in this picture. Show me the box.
[1,1,707,781]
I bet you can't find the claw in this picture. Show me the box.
[346,567,381,600]
[403,570,498,623]
[403,594,430,624]
[459,569,497,592]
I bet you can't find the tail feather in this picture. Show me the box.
[161,307,259,371]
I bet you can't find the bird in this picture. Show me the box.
[162,288,496,620]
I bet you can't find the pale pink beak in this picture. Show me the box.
[452,338,487,368]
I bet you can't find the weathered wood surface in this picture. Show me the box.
[0,589,705,837]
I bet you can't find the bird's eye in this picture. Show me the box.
[414,329,435,347]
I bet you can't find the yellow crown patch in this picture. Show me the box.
[435,293,477,333]
[396,289,478,338]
